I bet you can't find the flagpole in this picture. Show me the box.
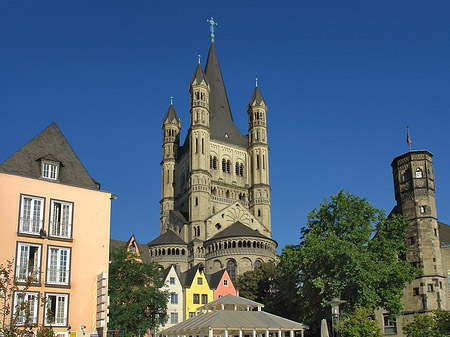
[407,126,412,152]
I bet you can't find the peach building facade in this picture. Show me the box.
[0,123,113,337]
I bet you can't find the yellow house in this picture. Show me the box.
[182,264,213,320]
[0,123,113,337]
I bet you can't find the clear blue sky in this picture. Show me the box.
[1,1,449,251]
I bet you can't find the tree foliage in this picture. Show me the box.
[0,260,55,337]
[340,307,382,337]
[296,190,418,334]
[403,311,450,337]
[108,247,168,336]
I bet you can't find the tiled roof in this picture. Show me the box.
[181,263,205,288]
[162,104,180,125]
[206,269,226,289]
[249,86,266,106]
[147,230,186,246]
[0,123,99,190]
[190,63,207,85]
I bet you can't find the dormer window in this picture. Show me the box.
[42,161,59,180]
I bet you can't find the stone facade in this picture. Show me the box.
[375,150,450,336]
[147,40,277,280]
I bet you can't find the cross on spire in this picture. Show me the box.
[207,17,218,42]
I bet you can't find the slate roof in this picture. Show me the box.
[170,210,189,223]
[147,230,186,246]
[109,237,151,263]
[204,42,248,148]
[249,86,266,106]
[0,123,99,190]
[207,222,269,242]
[162,104,180,125]
[181,263,206,288]
[439,222,450,247]
[190,63,207,85]
[206,269,226,290]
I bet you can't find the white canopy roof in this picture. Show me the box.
[160,295,308,336]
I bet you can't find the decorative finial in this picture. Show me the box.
[198,54,201,64]
[170,96,173,105]
[255,78,258,87]
[207,17,218,42]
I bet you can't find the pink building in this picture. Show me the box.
[207,269,237,300]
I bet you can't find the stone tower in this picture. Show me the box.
[391,150,447,313]
[160,102,181,233]
[150,38,277,278]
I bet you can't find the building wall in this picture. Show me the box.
[183,269,213,320]
[160,267,183,330]
[213,272,237,300]
[0,173,111,336]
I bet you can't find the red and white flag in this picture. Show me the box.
[407,126,412,146]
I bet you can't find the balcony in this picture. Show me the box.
[47,268,69,285]
[19,217,42,235]
[16,266,40,283]
[49,221,72,239]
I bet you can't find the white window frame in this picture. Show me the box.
[19,195,44,235]
[13,291,39,325]
[383,314,397,334]
[42,161,59,180]
[15,242,41,283]
[170,312,178,324]
[169,277,175,285]
[170,293,178,304]
[44,293,69,327]
[223,279,228,286]
[46,246,71,286]
[49,199,73,239]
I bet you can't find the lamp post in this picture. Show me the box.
[325,298,346,337]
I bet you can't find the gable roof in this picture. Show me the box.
[206,269,227,290]
[0,123,99,190]
[204,42,247,148]
[207,222,270,242]
[147,230,186,246]
[181,263,206,288]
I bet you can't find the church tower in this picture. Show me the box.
[160,101,180,232]
[391,150,447,312]
[248,83,271,233]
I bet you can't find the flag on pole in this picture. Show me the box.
[407,126,412,146]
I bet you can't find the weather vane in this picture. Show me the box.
[207,17,218,42]
[170,96,173,105]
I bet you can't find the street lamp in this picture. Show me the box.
[325,298,346,337]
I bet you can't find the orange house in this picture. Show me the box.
[207,269,237,300]
[0,123,114,337]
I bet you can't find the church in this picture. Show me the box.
[147,29,277,281]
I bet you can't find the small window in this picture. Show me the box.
[42,161,59,180]
[197,277,202,285]
[189,312,196,318]
[193,294,200,304]
[169,277,175,285]
[254,260,262,269]
[170,293,178,304]
[44,293,69,326]
[434,228,438,237]
[383,315,397,334]
[408,237,416,245]
[415,168,423,178]
[420,206,426,214]
[403,170,411,182]
[195,197,198,206]
[223,279,228,286]
[413,288,419,296]
[201,294,208,304]
[428,284,434,292]
[170,312,178,324]
[222,159,226,172]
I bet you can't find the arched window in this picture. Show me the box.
[240,164,244,176]
[210,156,213,169]
[257,209,261,217]
[257,155,260,169]
[213,157,218,170]
[403,170,411,182]
[235,163,240,175]
[222,159,226,172]
[254,260,262,269]
[227,160,231,173]
[226,260,236,282]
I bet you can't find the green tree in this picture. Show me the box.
[236,261,280,303]
[340,307,382,337]
[0,260,55,337]
[403,311,450,337]
[296,190,418,335]
[108,247,168,336]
